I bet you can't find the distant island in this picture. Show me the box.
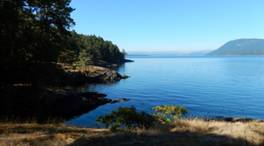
[208,39,264,56]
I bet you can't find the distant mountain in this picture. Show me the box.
[208,39,264,55]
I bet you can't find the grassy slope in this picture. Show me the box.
[0,119,264,146]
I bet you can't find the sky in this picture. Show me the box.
[70,0,264,53]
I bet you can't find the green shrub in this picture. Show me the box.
[97,106,156,130]
[153,105,187,124]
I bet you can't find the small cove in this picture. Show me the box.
[67,56,264,127]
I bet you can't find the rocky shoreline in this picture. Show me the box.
[207,116,264,123]
[62,65,128,85]
[0,63,130,123]
[0,86,129,123]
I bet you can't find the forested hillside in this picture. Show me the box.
[0,0,126,85]
[208,39,264,55]
[59,32,126,67]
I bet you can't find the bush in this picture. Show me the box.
[153,105,187,124]
[97,106,156,130]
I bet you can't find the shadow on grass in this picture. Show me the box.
[68,130,260,146]
[0,124,88,135]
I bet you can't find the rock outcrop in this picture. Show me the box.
[62,65,128,85]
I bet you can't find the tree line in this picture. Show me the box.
[0,0,126,85]
[0,0,125,67]
[58,32,126,67]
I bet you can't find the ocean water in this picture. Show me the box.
[67,57,264,127]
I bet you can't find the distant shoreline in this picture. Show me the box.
[126,55,264,59]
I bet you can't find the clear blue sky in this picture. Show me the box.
[70,0,264,53]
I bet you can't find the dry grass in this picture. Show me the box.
[0,123,109,146]
[172,119,264,145]
[64,65,112,74]
[0,119,264,146]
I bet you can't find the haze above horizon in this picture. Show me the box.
[70,0,264,53]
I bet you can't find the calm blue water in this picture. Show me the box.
[67,57,264,127]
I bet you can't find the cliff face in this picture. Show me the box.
[209,39,264,55]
